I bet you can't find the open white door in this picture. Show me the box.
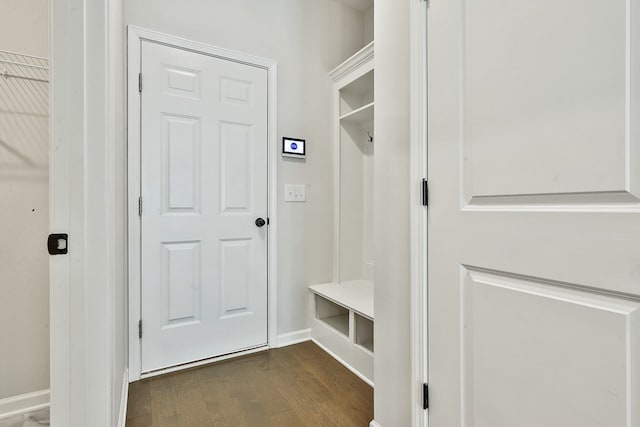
[139,40,268,373]
[428,1,640,426]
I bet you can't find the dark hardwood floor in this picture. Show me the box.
[126,341,374,426]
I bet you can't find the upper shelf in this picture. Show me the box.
[340,69,374,116]
[340,102,374,125]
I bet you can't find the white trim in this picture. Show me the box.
[311,338,374,387]
[267,55,279,356]
[51,0,120,425]
[49,0,76,425]
[127,25,142,382]
[369,421,383,427]
[128,26,277,69]
[331,77,341,281]
[329,41,374,81]
[50,0,73,422]
[140,346,269,379]
[410,1,429,427]
[117,369,129,427]
[127,26,278,381]
[0,390,49,420]
[276,328,311,347]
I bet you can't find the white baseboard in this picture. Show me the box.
[369,421,382,427]
[118,368,129,427]
[0,389,49,420]
[275,328,311,348]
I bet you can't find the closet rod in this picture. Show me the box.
[1,71,48,84]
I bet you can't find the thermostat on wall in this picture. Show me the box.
[282,137,306,158]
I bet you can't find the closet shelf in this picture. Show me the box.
[339,102,374,126]
[309,280,374,320]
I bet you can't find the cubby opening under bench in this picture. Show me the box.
[309,280,374,385]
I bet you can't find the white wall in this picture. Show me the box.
[0,0,49,58]
[124,0,366,338]
[0,0,50,401]
[373,0,411,425]
[364,5,374,44]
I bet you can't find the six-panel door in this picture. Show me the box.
[140,41,268,373]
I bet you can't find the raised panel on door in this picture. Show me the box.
[164,66,201,99]
[162,241,201,327]
[220,77,253,105]
[456,0,640,210]
[461,267,640,427]
[163,114,200,213]
[427,0,640,426]
[219,238,252,318]
[220,121,253,213]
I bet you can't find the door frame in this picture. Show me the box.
[51,0,125,424]
[127,26,278,381]
[410,1,429,426]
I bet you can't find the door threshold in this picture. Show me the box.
[139,344,269,379]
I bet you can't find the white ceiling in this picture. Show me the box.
[334,0,373,12]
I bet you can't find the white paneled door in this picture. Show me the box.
[428,1,640,426]
[140,41,268,373]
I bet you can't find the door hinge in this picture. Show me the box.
[138,73,142,93]
[423,383,429,410]
[422,179,428,206]
[138,320,142,339]
[138,196,143,216]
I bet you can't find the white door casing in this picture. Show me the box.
[128,26,277,381]
[428,1,640,426]
[410,0,429,425]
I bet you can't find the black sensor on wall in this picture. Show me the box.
[282,137,306,158]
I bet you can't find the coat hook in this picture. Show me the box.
[367,131,374,143]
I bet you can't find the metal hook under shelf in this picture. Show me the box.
[367,131,374,143]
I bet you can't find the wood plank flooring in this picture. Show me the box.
[126,341,374,427]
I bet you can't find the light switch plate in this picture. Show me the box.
[284,184,306,202]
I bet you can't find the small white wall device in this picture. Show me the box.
[282,137,306,158]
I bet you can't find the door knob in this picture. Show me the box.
[255,217,266,227]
